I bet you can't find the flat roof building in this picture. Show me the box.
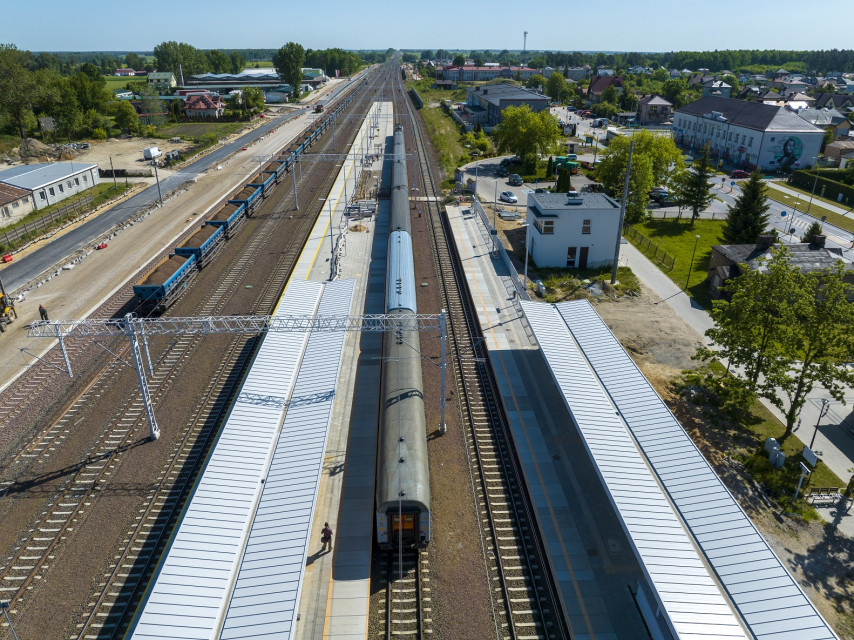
[526,192,620,269]
[0,162,100,210]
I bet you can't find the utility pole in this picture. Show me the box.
[611,140,633,284]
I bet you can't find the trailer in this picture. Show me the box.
[133,254,197,312]
[174,224,225,267]
[229,183,263,215]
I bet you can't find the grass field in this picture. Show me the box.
[158,122,246,140]
[628,218,726,308]
[103,75,136,92]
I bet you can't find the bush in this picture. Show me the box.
[91,128,108,140]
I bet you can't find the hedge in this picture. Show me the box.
[788,169,854,207]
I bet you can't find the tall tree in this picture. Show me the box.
[273,42,306,99]
[206,49,231,74]
[228,51,245,74]
[125,52,145,70]
[492,104,561,168]
[0,44,40,139]
[678,144,714,227]
[526,74,546,89]
[545,72,567,101]
[721,170,770,244]
[452,54,465,67]
[112,99,139,133]
[761,259,854,436]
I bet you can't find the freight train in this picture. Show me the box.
[131,77,371,313]
[375,124,431,550]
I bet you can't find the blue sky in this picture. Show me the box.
[3,0,852,53]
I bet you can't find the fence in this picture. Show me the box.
[409,88,423,109]
[623,224,676,270]
[0,191,107,249]
[471,196,530,299]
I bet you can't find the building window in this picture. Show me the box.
[11,201,18,208]
[1,207,9,218]
[749,137,754,147]
[567,247,577,267]
[49,187,55,196]
[58,184,64,193]
[83,174,88,182]
[534,219,554,234]
[582,219,591,234]
[74,177,79,186]
[40,191,46,200]
[67,180,72,188]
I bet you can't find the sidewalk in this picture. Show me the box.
[623,241,854,535]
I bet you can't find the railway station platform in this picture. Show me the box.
[128,102,395,640]
[445,202,659,640]
[444,200,839,639]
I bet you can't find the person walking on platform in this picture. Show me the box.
[321,522,333,553]
[38,304,49,322]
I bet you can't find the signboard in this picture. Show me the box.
[585,136,593,144]
[803,445,818,468]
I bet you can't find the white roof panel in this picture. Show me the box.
[130,280,353,640]
[551,299,839,640]
[521,301,748,640]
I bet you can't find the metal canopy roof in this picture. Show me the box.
[521,301,748,640]
[220,279,354,639]
[129,279,354,640]
[554,299,838,640]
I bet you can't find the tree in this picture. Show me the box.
[452,54,465,67]
[0,44,41,139]
[112,99,139,133]
[546,72,567,101]
[421,50,434,61]
[619,91,638,111]
[801,221,823,244]
[243,87,265,113]
[273,42,305,100]
[721,170,770,244]
[601,85,618,105]
[761,258,854,436]
[526,74,546,89]
[229,51,245,74]
[206,49,231,74]
[153,41,206,77]
[555,167,572,192]
[474,57,484,67]
[125,52,145,70]
[661,77,687,106]
[678,144,714,227]
[492,105,562,167]
[546,156,554,177]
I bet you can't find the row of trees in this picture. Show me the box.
[153,41,245,77]
[305,48,362,77]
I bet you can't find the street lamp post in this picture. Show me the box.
[472,151,480,197]
[809,398,831,450]
[523,222,531,290]
[806,162,821,215]
[685,234,700,290]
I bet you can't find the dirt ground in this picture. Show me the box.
[593,288,854,639]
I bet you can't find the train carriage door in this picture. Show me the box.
[391,513,416,546]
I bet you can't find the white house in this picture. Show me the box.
[0,163,101,210]
[673,96,824,171]
[526,192,621,269]
[148,72,177,89]
[0,183,36,224]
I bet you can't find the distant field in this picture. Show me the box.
[103,75,136,91]
[158,122,246,139]
[247,60,273,68]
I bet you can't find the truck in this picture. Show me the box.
[314,102,325,113]
[142,146,162,161]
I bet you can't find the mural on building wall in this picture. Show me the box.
[771,136,803,169]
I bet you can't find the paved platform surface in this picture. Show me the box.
[293,101,394,640]
[445,203,651,639]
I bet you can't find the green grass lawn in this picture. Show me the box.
[765,183,854,234]
[628,218,726,308]
[103,75,136,92]
[418,106,467,178]
[158,122,246,140]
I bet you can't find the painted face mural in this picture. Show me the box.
[773,136,803,169]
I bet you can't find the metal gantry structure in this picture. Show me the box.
[28,311,447,440]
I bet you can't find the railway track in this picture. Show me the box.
[380,549,432,639]
[395,71,569,640]
[0,67,390,640]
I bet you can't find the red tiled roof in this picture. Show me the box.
[184,95,223,111]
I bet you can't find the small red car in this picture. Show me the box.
[730,169,750,179]
[96,243,108,250]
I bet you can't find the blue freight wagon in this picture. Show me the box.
[229,183,263,215]
[174,224,225,267]
[133,253,197,313]
[207,201,246,238]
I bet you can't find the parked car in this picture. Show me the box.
[509,174,523,186]
[534,188,548,193]
[649,187,668,197]
[730,169,750,179]
[499,191,518,203]
[496,167,509,177]
[658,196,680,207]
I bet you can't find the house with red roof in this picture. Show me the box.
[183,94,225,119]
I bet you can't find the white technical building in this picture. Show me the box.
[0,162,100,210]
[673,96,824,171]
[525,192,621,269]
